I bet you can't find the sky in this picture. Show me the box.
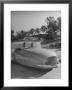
[11,11,61,33]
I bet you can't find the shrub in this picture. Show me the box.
[15,48,22,52]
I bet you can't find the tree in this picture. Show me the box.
[11,30,15,41]
[46,16,58,32]
[45,16,60,40]
[16,32,22,40]
[46,30,57,40]
[57,17,61,31]
[29,28,35,35]
[20,30,27,39]
[35,28,40,34]
[11,30,14,34]
[40,25,47,32]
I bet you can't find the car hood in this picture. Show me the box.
[25,47,57,58]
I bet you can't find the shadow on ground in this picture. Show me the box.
[11,61,52,79]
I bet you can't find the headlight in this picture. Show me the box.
[45,56,59,66]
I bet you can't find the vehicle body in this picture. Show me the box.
[12,41,59,70]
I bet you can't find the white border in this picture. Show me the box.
[4,4,69,87]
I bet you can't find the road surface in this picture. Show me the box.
[11,61,61,79]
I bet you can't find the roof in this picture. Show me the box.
[31,34,48,38]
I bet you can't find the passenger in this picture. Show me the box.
[23,42,25,47]
[31,42,33,48]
